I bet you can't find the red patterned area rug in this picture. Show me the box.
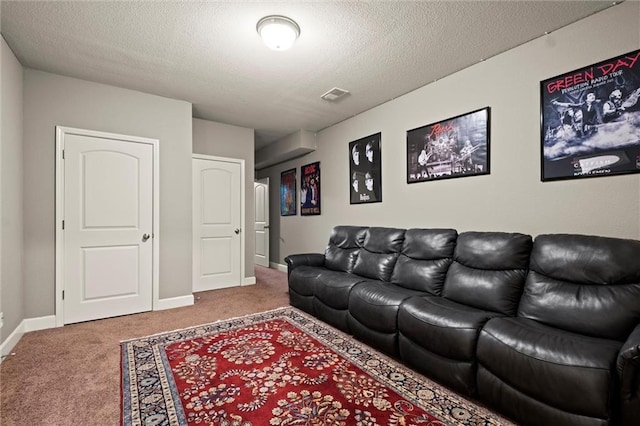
[121,307,513,426]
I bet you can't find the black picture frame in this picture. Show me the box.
[349,132,382,204]
[300,162,320,215]
[406,107,490,183]
[540,49,640,181]
[280,168,296,216]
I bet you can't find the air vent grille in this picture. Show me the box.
[321,87,350,102]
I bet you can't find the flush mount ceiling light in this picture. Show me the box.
[256,15,300,51]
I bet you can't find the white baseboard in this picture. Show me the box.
[24,315,57,332]
[243,276,256,286]
[155,295,194,311]
[0,299,200,362]
[0,322,24,361]
[0,314,57,363]
[270,262,287,272]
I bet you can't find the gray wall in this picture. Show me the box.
[23,70,193,317]
[192,118,255,278]
[258,2,640,264]
[1,37,24,340]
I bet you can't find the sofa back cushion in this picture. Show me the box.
[324,226,368,273]
[442,231,533,315]
[518,234,640,341]
[353,227,406,281]
[390,228,457,294]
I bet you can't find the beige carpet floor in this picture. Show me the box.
[0,265,290,426]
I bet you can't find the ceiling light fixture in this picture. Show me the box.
[256,15,300,51]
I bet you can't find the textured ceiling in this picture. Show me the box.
[1,1,617,149]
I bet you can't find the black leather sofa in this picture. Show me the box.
[285,226,640,426]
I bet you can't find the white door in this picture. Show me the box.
[62,131,154,324]
[254,179,270,267]
[193,157,242,291]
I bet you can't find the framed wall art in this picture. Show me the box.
[300,161,321,216]
[541,49,640,181]
[280,168,297,216]
[406,107,490,183]
[349,132,382,204]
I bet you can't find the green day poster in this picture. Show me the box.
[541,49,640,181]
[300,161,320,216]
[280,168,296,216]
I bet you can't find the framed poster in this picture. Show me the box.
[300,161,320,216]
[280,168,296,216]
[406,107,490,183]
[541,49,640,181]
[349,132,382,204]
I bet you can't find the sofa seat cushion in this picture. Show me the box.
[399,295,502,361]
[349,281,425,333]
[314,270,367,310]
[289,265,323,297]
[478,317,622,419]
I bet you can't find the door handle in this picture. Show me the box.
[234,228,240,234]
[264,225,270,229]
[142,233,151,242]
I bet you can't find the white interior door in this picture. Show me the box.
[254,179,270,267]
[193,157,242,291]
[61,130,154,324]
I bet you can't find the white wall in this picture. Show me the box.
[258,1,640,263]
[1,37,24,341]
[23,70,193,318]
[192,118,255,278]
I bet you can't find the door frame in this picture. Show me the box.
[55,126,160,327]
[192,154,247,287]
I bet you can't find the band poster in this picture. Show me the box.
[541,49,640,181]
[280,168,296,216]
[300,161,320,215]
[349,132,382,204]
[406,107,490,183]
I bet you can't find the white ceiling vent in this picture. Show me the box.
[321,87,350,102]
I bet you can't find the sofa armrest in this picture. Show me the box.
[617,323,640,426]
[284,253,325,279]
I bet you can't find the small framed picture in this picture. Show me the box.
[300,162,320,215]
[349,133,382,204]
[280,168,296,216]
[406,107,490,183]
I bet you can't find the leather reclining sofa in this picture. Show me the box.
[285,226,640,426]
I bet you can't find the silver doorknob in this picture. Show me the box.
[234,228,240,234]
[142,233,150,242]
